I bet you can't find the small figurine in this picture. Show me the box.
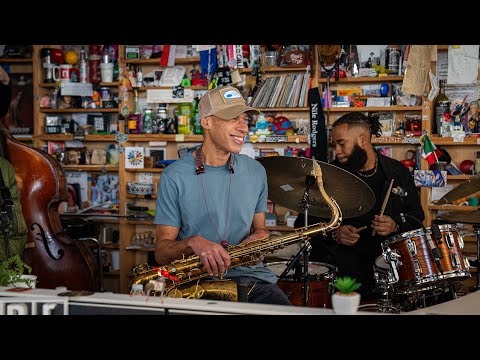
[401,149,416,173]
[466,100,480,133]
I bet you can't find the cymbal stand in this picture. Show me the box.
[278,176,316,306]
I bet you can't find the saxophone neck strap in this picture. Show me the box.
[194,146,234,175]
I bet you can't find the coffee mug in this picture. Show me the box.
[52,64,73,82]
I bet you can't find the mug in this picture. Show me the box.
[52,64,73,82]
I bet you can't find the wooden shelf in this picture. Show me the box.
[126,168,164,173]
[124,56,199,65]
[431,137,479,145]
[0,58,32,63]
[38,82,119,88]
[448,175,472,180]
[125,246,155,252]
[437,45,449,51]
[134,85,208,91]
[40,108,118,113]
[123,134,308,143]
[39,134,117,141]
[240,66,308,73]
[371,136,421,144]
[12,135,33,142]
[318,76,404,83]
[257,107,310,112]
[62,165,119,172]
[126,220,154,225]
[100,82,119,87]
[323,106,422,112]
[428,205,479,211]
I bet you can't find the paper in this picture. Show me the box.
[402,45,435,96]
[447,45,479,85]
[436,50,448,81]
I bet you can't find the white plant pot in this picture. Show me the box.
[331,292,361,314]
[10,275,37,289]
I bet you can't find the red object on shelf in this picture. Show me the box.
[460,160,475,175]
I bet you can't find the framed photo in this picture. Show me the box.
[357,45,387,69]
[378,117,394,137]
[4,73,34,134]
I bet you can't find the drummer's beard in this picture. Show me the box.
[344,144,368,172]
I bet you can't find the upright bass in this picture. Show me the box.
[1,129,100,291]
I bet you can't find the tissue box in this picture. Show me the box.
[265,213,277,227]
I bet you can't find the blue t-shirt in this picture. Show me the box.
[154,152,277,283]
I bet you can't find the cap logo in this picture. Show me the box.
[222,89,242,101]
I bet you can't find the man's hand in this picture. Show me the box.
[334,225,365,246]
[189,236,230,277]
[371,215,397,237]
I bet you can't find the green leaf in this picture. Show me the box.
[0,255,33,287]
[333,276,361,294]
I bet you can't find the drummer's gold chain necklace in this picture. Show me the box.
[358,153,378,178]
[195,148,233,244]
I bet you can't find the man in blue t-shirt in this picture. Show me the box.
[154,86,291,305]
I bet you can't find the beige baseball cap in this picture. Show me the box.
[198,86,260,120]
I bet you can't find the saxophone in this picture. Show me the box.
[130,159,342,299]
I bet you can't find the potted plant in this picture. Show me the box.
[331,276,361,314]
[0,254,37,288]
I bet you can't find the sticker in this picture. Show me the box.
[115,133,128,143]
[280,184,294,192]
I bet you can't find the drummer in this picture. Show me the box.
[295,112,424,301]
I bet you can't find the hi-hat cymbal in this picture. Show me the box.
[436,211,480,224]
[435,172,480,205]
[258,156,375,218]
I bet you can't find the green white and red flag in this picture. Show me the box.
[422,134,442,165]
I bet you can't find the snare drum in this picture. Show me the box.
[265,261,336,308]
[381,228,440,293]
[425,224,470,283]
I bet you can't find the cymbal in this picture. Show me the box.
[436,211,480,224]
[435,172,480,205]
[258,156,375,218]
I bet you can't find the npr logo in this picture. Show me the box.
[0,297,68,315]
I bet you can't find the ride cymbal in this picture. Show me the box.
[258,156,375,218]
[435,172,480,205]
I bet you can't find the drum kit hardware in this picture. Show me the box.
[258,156,475,312]
[258,156,374,308]
[434,175,480,293]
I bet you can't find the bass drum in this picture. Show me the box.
[265,261,336,308]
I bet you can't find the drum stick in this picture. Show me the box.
[372,179,394,236]
[354,226,367,233]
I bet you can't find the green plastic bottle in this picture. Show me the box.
[177,102,193,135]
[193,96,203,135]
